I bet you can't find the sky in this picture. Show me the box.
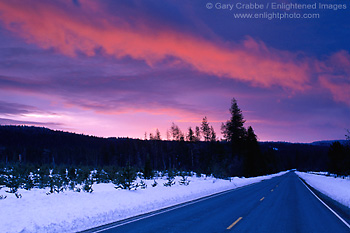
[0,0,349,142]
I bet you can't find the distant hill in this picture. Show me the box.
[310,140,348,146]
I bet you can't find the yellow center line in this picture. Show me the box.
[227,217,243,230]
[260,197,265,201]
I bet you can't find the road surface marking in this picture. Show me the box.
[260,197,265,201]
[227,217,243,230]
[86,181,262,233]
[299,178,350,229]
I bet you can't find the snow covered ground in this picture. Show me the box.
[296,171,350,208]
[0,171,287,233]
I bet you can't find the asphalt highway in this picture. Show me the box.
[86,172,350,233]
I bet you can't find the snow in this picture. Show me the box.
[0,171,287,233]
[296,171,350,208]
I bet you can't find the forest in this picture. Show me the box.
[0,99,349,196]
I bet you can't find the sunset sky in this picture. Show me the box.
[0,0,349,142]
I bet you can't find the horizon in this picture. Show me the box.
[0,1,349,143]
[0,124,346,144]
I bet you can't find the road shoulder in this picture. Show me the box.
[298,176,350,227]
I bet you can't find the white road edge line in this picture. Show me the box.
[298,177,350,229]
[90,184,252,233]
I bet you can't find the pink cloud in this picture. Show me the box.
[0,1,348,105]
[319,76,350,105]
[317,51,350,105]
[0,0,311,90]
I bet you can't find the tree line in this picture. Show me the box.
[0,98,349,180]
[146,116,216,142]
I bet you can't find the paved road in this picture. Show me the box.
[88,172,350,233]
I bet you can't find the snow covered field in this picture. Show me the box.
[0,171,287,233]
[296,171,350,208]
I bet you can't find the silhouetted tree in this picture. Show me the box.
[186,127,195,142]
[328,141,349,175]
[170,123,184,141]
[155,129,161,140]
[210,126,217,142]
[244,126,263,177]
[195,126,201,141]
[149,133,154,140]
[201,117,211,142]
[221,98,246,153]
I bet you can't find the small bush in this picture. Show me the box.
[151,179,158,187]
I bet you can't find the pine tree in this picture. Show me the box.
[139,180,147,189]
[210,126,217,142]
[195,126,201,141]
[151,179,158,187]
[37,165,50,189]
[155,129,161,140]
[5,167,20,193]
[328,142,347,175]
[201,116,211,142]
[149,133,154,140]
[114,163,138,190]
[221,98,246,152]
[186,127,195,142]
[23,170,34,190]
[83,177,94,193]
[179,171,190,186]
[170,123,182,141]
[163,170,176,187]
[244,126,262,177]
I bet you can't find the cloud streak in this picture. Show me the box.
[1,0,349,105]
[0,118,63,128]
[0,100,38,115]
[0,1,312,90]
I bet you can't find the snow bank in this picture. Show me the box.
[296,171,350,208]
[0,171,287,233]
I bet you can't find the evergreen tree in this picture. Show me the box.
[244,126,263,177]
[163,170,176,187]
[170,123,183,141]
[149,133,154,140]
[201,116,211,142]
[186,127,195,142]
[221,98,246,153]
[179,171,190,186]
[328,142,348,175]
[114,163,138,190]
[5,166,21,193]
[210,126,217,142]
[151,179,158,187]
[37,165,50,189]
[23,169,34,190]
[155,129,161,140]
[83,177,94,193]
[139,180,147,189]
[76,167,91,184]
[195,126,201,141]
